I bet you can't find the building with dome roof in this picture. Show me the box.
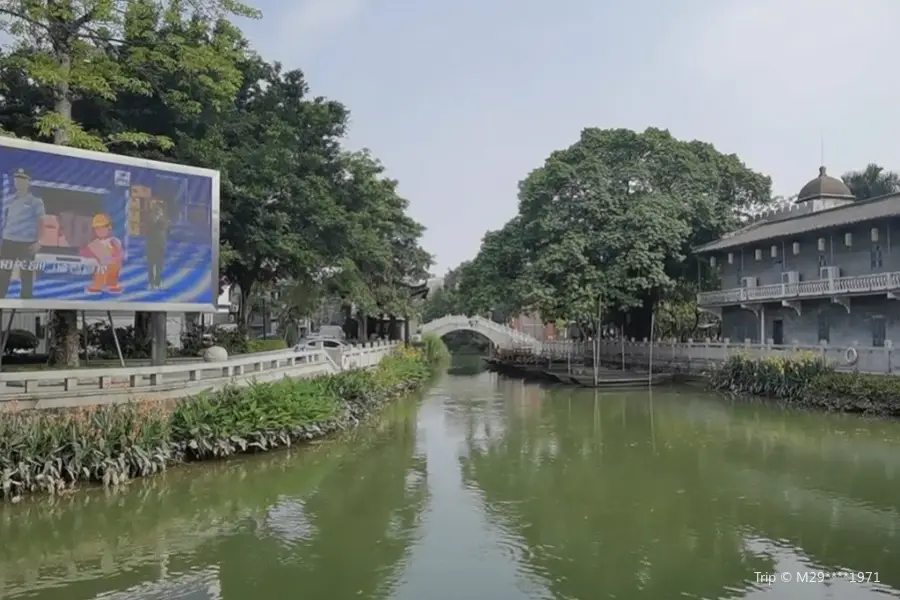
[693,166,900,355]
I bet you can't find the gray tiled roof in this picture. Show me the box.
[694,194,900,253]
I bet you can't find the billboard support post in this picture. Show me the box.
[0,308,16,372]
[106,311,125,367]
[151,312,167,366]
[81,311,89,365]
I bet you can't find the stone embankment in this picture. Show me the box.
[0,341,447,501]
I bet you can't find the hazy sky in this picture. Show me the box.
[239,0,900,275]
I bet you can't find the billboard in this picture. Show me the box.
[0,137,219,312]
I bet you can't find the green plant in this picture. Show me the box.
[420,332,451,365]
[0,401,172,497]
[247,338,288,353]
[707,352,831,399]
[807,371,900,415]
[0,343,436,500]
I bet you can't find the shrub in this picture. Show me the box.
[0,344,433,500]
[708,353,900,416]
[247,338,288,353]
[807,371,900,416]
[420,332,451,365]
[707,352,831,399]
[179,324,249,356]
[4,329,38,354]
[0,401,172,496]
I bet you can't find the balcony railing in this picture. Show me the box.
[697,271,900,306]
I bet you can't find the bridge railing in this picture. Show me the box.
[421,314,542,349]
[0,341,400,410]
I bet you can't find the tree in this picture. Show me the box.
[421,263,470,322]
[214,60,351,328]
[0,0,259,365]
[455,219,529,321]
[842,163,900,200]
[462,128,773,338]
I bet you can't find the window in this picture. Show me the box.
[817,312,830,344]
[323,340,342,348]
[34,316,45,339]
[870,244,883,269]
[817,253,828,268]
[872,316,886,348]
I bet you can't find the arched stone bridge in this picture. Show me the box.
[420,315,540,349]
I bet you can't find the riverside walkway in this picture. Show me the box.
[0,341,399,410]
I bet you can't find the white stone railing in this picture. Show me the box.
[536,338,900,375]
[698,271,900,306]
[0,341,401,410]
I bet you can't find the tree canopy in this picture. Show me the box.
[842,163,900,200]
[0,0,431,360]
[442,127,773,338]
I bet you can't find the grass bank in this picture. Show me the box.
[0,341,447,501]
[707,353,900,417]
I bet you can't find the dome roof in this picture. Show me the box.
[796,166,855,203]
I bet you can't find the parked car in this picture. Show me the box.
[292,336,348,352]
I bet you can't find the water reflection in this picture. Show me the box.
[2,374,900,600]
[0,397,427,600]
[446,354,489,376]
[460,383,900,599]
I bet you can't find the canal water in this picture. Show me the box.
[2,357,900,600]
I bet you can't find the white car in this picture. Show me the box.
[292,337,348,352]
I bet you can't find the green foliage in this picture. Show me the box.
[420,332,451,365]
[0,401,174,496]
[3,329,38,354]
[841,163,900,200]
[179,324,246,355]
[0,0,431,361]
[83,322,156,359]
[246,338,287,353]
[453,127,773,337]
[807,372,900,415]
[707,353,830,400]
[0,346,433,499]
[708,354,900,416]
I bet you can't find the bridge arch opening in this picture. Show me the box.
[419,315,541,352]
[439,329,495,355]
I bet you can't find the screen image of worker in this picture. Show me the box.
[145,199,168,289]
[79,213,123,294]
[0,168,45,299]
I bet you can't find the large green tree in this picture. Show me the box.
[1,1,431,355]
[460,127,772,339]
[0,0,259,365]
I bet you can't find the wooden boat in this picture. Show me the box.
[562,372,674,388]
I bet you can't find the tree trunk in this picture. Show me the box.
[47,48,79,367]
[135,312,152,356]
[237,280,253,333]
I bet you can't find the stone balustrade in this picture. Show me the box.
[536,338,900,375]
[0,340,400,410]
[420,315,541,349]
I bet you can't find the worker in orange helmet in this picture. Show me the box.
[79,213,123,294]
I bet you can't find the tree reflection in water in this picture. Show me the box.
[459,385,900,599]
[0,396,428,600]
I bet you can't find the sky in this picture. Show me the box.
[238,0,900,276]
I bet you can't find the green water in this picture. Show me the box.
[2,359,900,600]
